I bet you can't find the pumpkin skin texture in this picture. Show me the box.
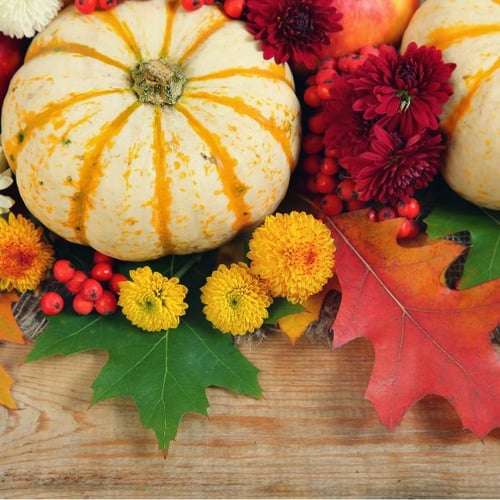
[401,0,500,210]
[1,1,301,261]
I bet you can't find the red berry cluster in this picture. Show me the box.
[368,197,422,240]
[296,45,422,240]
[182,0,245,19]
[297,48,381,218]
[74,0,119,15]
[39,251,128,316]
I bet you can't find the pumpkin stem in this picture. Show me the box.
[131,59,186,106]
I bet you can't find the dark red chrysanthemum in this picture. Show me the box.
[322,73,374,167]
[349,42,456,136]
[245,0,342,69]
[346,124,446,205]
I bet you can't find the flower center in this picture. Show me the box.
[397,90,413,112]
[279,4,314,40]
[2,244,35,277]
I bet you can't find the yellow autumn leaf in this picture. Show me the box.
[278,289,328,345]
[0,291,25,345]
[0,363,17,409]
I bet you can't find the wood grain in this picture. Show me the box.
[1,334,499,498]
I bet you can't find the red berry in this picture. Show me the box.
[95,290,118,315]
[65,270,88,294]
[109,273,128,294]
[367,208,378,222]
[52,259,76,283]
[72,294,94,315]
[223,0,245,18]
[98,0,118,9]
[74,0,98,14]
[397,197,421,219]
[336,178,356,201]
[40,292,64,316]
[324,147,340,158]
[91,261,114,281]
[316,67,336,83]
[378,206,398,221]
[305,174,320,194]
[80,278,104,301]
[303,85,321,108]
[307,113,327,134]
[316,81,336,100]
[345,198,367,211]
[320,193,343,216]
[397,218,421,240]
[313,173,337,194]
[301,133,324,155]
[182,0,203,10]
[319,157,339,176]
[93,250,114,265]
[302,155,322,175]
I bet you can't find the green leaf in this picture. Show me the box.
[26,253,261,451]
[425,189,500,289]
[266,298,305,324]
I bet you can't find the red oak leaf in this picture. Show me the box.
[327,209,500,437]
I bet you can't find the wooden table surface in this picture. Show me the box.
[1,333,499,498]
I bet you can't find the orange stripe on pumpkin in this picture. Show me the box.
[152,107,174,254]
[5,89,130,172]
[177,17,229,63]
[427,23,500,50]
[189,66,294,91]
[176,104,253,233]
[25,41,131,72]
[160,0,182,57]
[184,91,297,168]
[68,101,142,244]
[442,57,500,138]
[94,9,142,61]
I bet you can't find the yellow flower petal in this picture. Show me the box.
[248,211,335,303]
[200,262,272,336]
[118,266,188,332]
[0,213,54,293]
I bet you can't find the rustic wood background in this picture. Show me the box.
[1,333,499,498]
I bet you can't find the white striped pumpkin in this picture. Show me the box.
[1,0,301,261]
[401,0,500,210]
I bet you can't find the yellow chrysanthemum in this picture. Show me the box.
[200,262,273,336]
[118,266,188,332]
[0,213,54,293]
[248,211,335,303]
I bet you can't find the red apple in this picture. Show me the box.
[324,0,421,58]
[0,34,28,110]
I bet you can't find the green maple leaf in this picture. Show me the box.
[25,254,261,451]
[425,188,500,289]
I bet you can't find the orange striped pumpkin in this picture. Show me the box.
[1,0,301,261]
[401,0,500,210]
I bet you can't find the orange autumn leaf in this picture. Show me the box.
[0,292,24,345]
[328,209,500,438]
[0,364,17,409]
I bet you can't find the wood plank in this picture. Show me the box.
[1,334,499,498]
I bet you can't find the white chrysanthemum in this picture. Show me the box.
[0,136,15,215]
[0,0,63,39]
